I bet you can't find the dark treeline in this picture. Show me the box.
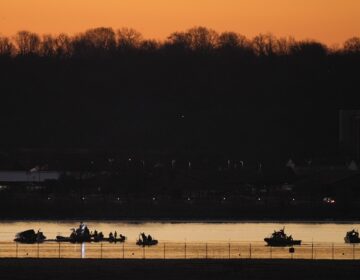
[1,27,360,161]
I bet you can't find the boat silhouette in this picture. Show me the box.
[136,232,158,246]
[264,228,301,247]
[344,229,360,244]
[14,229,46,244]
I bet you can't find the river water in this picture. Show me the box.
[1,221,360,243]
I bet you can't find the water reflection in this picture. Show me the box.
[0,221,360,243]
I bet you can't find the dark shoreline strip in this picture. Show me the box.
[1,259,360,280]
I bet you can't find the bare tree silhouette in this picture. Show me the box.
[0,26,359,159]
[116,28,143,51]
[344,37,360,53]
[0,36,14,56]
[14,31,41,55]
[252,33,278,56]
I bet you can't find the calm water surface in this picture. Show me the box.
[1,221,360,243]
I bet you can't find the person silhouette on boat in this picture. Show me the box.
[84,226,90,237]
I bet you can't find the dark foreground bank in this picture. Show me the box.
[1,259,360,280]
[2,194,360,220]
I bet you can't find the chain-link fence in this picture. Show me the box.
[1,241,360,260]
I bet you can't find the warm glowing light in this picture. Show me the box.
[0,0,359,45]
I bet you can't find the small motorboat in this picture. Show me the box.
[264,228,301,247]
[344,229,360,244]
[103,232,126,243]
[136,232,158,246]
[14,229,46,244]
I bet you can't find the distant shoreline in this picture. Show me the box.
[1,218,360,223]
[2,196,360,222]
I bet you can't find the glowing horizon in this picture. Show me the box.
[0,0,359,45]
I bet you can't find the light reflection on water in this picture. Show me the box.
[0,221,360,243]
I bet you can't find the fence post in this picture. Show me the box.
[205,243,208,259]
[249,243,252,259]
[122,242,124,259]
[332,243,334,260]
[228,243,231,259]
[143,245,145,259]
[270,245,272,259]
[100,242,103,259]
[37,243,40,258]
[16,242,18,258]
[353,244,355,260]
[311,242,314,260]
[163,243,166,260]
[58,242,61,259]
[185,242,187,259]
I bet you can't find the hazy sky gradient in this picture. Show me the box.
[0,0,359,45]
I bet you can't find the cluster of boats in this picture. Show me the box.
[14,223,157,247]
[14,223,360,247]
[55,223,126,243]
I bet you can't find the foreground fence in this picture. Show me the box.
[0,241,360,260]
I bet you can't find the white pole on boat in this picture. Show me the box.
[81,242,86,259]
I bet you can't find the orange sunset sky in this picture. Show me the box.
[0,0,359,45]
